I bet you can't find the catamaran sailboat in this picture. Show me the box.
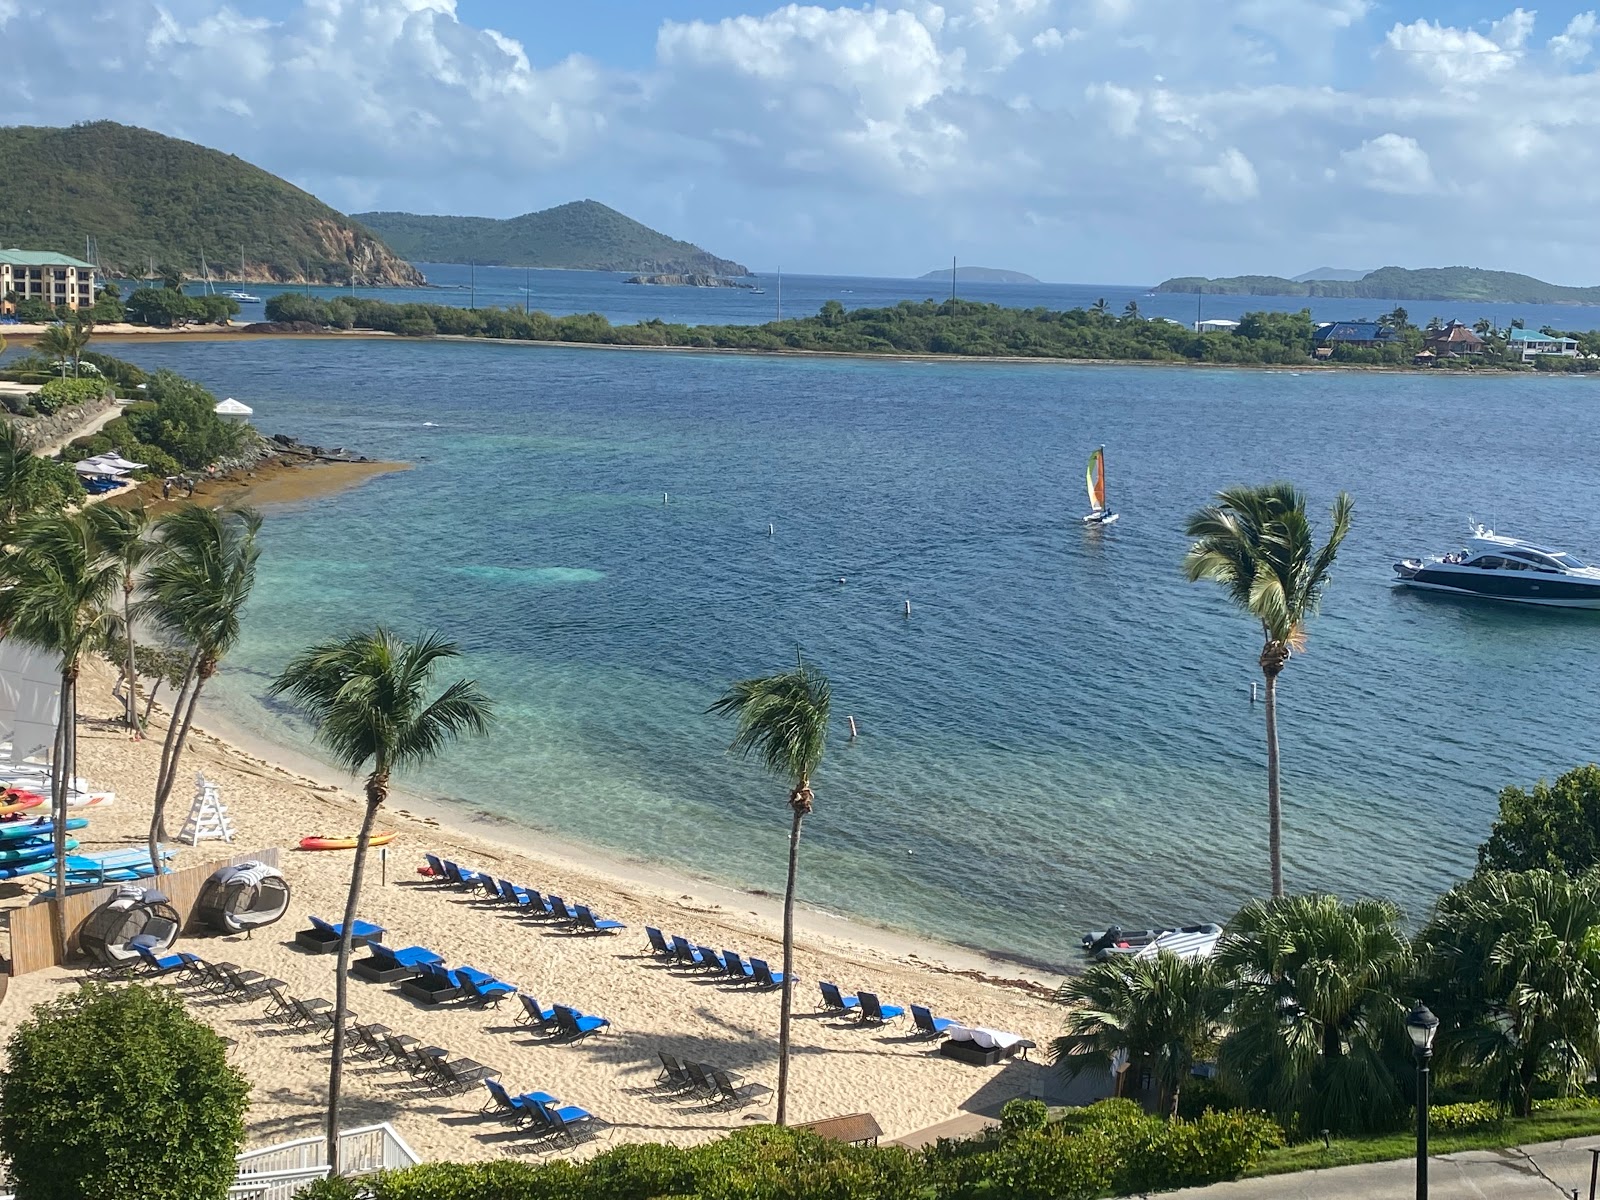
[1083,445,1118,524]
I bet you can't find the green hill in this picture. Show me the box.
[1154,265,1600,303]
[0,121,421,285]
[353,201,752,275]
[917,266,1040,284]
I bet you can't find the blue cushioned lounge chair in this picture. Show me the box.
[858,992,905,1024]
[819,982,860,1013]
[912,1004,955,1038]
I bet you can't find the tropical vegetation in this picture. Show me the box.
[1477,764,1600,874]
[708,655,831,1126]
[1183,483,1353,896]
[125,287,239,328]
[87,502,153,732]
[270,630,492,1172]
[0,982,249,1200]
[1155,265,1600,304]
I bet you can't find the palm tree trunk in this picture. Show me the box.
[326,777,385,1174]
[48,677,71,958]
[1262,667,1284,899]
[142,678,163,726]
[122,584,138,733]
[776,805,804,1126]
[148,662,207,877]
[153,649,201,805]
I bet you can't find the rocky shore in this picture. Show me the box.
[624,273,754,288]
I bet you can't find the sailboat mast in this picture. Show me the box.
[776,267,782,321]
[951,255,956,309]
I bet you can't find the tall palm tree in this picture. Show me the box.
[269,629,491,1171]
[1184,483,1353,897]
[0,514,120,952]
[0,421,58,530]
[1053,952,1222,1117]
[139,504,261,876]
[34,324,75,378]
[1216,893,1411,1135]
[1421,869,1600,1116]
[707,653,831,1126]
[87,503,153,734]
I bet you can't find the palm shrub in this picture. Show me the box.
[0,982,249,1200]
[1419,869,1600,1116]
[0,513,120,952]
[708,653,831,1126]
[271,629,492,1172]
[88,502,153,733]
[0,420,81,528]
[1053,951,1223,1117]
[1184,482,1353,896]
[1215,893,1412,1135]
[140,503,261,876]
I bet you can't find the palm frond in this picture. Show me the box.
[707,657,831,787]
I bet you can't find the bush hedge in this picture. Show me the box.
[34,376,109,415]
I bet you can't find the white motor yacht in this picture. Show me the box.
[1394,526,1600,608]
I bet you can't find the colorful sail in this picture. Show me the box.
[1086,446,1106,512]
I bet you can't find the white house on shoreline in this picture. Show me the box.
[0,249,97,313]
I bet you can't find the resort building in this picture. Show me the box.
[1194,318,1240,333]
[1422,321,1485,358]
[0,249,97,313]
[1311,320,1399,358]
[1507,327,1579,361]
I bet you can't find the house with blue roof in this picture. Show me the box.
[1311,321,1399,357]
[1507,327,1579,361]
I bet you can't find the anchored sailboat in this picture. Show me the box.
[1083,445,1118,525]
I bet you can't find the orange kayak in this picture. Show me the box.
[299,832,396,851]
[0,791,46,818]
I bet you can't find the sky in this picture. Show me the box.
[4,0,1600,282]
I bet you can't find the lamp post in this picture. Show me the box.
[1405,1000,1439,1200]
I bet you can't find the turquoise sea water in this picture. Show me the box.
[100,338,1600,967]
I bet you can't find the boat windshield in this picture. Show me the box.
[1552,552,1589,569]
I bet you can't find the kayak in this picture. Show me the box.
[0,818,87,842]
[0,858,55,880]
[299,832,396,852]
[0,792,45,818]
[0,838,76,864]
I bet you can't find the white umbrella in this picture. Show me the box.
[214,398,253,418]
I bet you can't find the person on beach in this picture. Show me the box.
[162,478,172,499]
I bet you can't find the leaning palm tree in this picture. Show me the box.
[1184,483,1352,897]
[1216,892,1411,1135]
[0,514,120,952]
[87,503,152,734]
[34,324,75,378]
[139,504,261,876]
[0,421,61,530]
[708,653,831,1126]
[1053,951,1222,1117]
[270,629,491,1171]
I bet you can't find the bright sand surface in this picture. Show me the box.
[0,657,1079,1162]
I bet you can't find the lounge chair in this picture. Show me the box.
[380,1031,420,1065]
[819,982,860,1013]
[575,904,626,935]
[529,1098,600,1146]
[431,1056,498,1096]
[133,943,200,977]
[522,889,558,918]
[683,1059,717,1100]
[295,915,385,954]
[352,942,444,984]
[546,895,581,923]
[695,945,727,971]
[284,995,332,1029]
[441,860,487,889]
[708,1067,773,1109]
[423,853,451,882]
[457,974,517,1008]
[483,1077,559,1123]
[552,1004,609,1042]
[517,995,557,1031]
[749,957,788,990]
[495,879,530,905]
[911,1004,955,1039]
[398,962,463,1005]
[350,1022,392,1060]
[671,936,707,968]
[645,927,675,958]
[858,992,905,1024]
[222,964,284,1003]
[721,950,756,984]
[655,1051,694,1093]
[473,875,502,902]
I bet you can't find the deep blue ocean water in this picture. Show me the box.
[90,332,1600,969]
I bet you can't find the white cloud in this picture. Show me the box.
[1340,133,1435,194]
[1491,7,1535,50]
[1032,26,1084,50]
[1188,147,1259,202]
[1550,11,1597,62]
[1384,15,1525,84]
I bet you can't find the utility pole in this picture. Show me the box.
[950,254,957,312]
[524,267,530,315]
[776,266,782,321]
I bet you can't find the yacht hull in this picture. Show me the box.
[1394,566,1600,609]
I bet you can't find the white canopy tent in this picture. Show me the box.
[214,398,253,421]
[74,453,145,477]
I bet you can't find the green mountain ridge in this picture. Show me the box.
[354,202,752,276]
[917,266,1040,284]
[1155,266,1600,304]
[0,122,421,286]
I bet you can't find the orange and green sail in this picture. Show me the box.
[1086,446,1107,512]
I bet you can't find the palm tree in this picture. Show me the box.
[1184,483,1352,897]
[1053,952,1222,1116]
[34,323,75,378]
[139,504,261,876]
[1421,869,1600,1116]
[1216,893,1411,1135]
[708,653,831,1126]
[0,514,120,952]
[269,629,491,1171]
[0,421,59,530]
[87,503,153,734]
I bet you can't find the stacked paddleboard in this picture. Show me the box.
[0,815,87,879]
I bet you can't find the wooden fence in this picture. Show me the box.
[6,847,282,977]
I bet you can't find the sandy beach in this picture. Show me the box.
[0,649,1080,1163]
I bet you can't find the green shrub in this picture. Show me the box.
[13,297,54,323]
[980,1127,1118,1200]
[1429,1100,1503,1131]
[1532,1094,1600,1113]
[293,1179,367,1199]
[0,982,250,1200]
[35,376,108,415]
[1001,1098,1050,1139]
[1176,1073,1245,1120]
[1114,1109,1284,1193]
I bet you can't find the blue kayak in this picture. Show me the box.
[0,839,76,865]
[0,858,54,879]
[0,818,87,842]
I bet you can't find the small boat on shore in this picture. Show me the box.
[1394,525,1600,608]
[1082,922,1222,961]
[300,831,396,851]
[1081,926,1170,958]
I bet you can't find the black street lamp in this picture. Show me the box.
[1405,1000,1440,1200]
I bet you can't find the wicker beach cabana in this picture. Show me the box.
[78,886,181,965]
[195,860,291,934]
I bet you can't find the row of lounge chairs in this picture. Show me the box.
[654,1051,772,1110]
[819,981,956,1036]
[645,928,790,990]
[482,1078,605,1145]
[296,915,385,954]
[424,854,627,935]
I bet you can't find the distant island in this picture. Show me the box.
[1291,267,1374,283]
[0,121,421,286]
[1155,266,1600,304]
[354,201,752,277]
[918,266,1040,284]
[625,274,752,289]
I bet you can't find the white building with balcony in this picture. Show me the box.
[0,249,97,313]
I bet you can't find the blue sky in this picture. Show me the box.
[6,1,1600,283]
